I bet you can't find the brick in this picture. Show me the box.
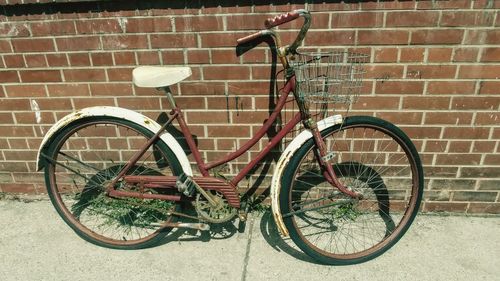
[126,17,172,33]
[30,21,76,36]
[176,16,224,32]
[452,97,500,110]
[203,66,250,80]
[441,11,495,27]
[403,97,450,110]
[20,70,62,83]
[241,49,267,64]
[306,30,356,46]
[411,30,464,45]
[423,202,468,213]
[0,40,12,53]
[401,126,442,139]
[479,81,500,95]
[91,52,113,66]
[137,51,160,65]
[418,0,470,9]
[24,54,47,68]
[107,67,133,81]
[427,48,453,62]
[406,65,456,79]
[161,50,184,65]
[478,180,500,191]
[0,183,37,194]
[5,85,46,97]
[56,36,101,51]
[361,1,415,10]
[424,112,473,125]
[63,69,106,82]
[114,52,136,65]
[0,126,34,137]
[386,11,439,27]
[102,35,148,50]
[47,84,89,97]
[464,29,500,45]
[3,54,24,68]
[358,30,409,45]
[472,141,496,153]
[400,48,425,62]
[75,19,123,34]
[427,81,476,95]
[0,112,13,123]
[90,83,133,96]
[376,81,424,95]
[448,141,472,153]
[458,65,500,79]
[364,65,403,79]
[12,38,55,52]
[226,14,271,30]
[425,140,447,152]
[0,99,30,110]
[484,154,500,165]
[186,111,228,124]
[373,48,398,63]
[375,112,422,125]
[443,127,490,139]
[331,12,383,28]
[475,112,500,125]
[68,53,91,67]
[207,125,250,138]
[453,191,497,202]
[0,23,30,37]
[72,97,116,109]
[0,70,19,83]
[474,0,500,8]
[34,98,72,110]
[46,54,68,67]
[187,49,210,64]
[462,167,500,178]
[151,34,197,48]
[431,179,476,190]
[116,97,160,110]
[212,49,239,64]
[480,48,500,62]
[453,48,479,62]
[468,203,500,214]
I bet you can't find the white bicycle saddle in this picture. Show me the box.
[132,66,192,88]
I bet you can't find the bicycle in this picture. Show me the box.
[36,9,424,265]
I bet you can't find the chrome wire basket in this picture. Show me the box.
[292,51,368,106]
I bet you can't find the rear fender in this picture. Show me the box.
[36,106,193,176]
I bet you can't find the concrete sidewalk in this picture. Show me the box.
[0,199,498,281]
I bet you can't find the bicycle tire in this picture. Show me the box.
[44,116,184,249]
[279,115,424,265]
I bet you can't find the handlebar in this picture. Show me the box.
[236,9,311,55]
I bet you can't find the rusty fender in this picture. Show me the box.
[270,114,343,237]
[36,106,193,176]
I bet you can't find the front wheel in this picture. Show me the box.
[279,116,424,265]
[43,116,184,249]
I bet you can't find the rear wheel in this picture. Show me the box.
[43,116,183,249]
[279,116,423,264]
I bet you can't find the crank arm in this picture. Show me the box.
[153,222,210,231]
[282,199,355,218]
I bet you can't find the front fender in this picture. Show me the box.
[36,106,193,176]
[270,114,343,237]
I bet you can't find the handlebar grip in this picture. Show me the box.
[236,31,265,45]
[264,10,300,29]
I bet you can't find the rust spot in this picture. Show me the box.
[144,119,150,125]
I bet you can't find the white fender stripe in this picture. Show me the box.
[36,106,193,176]
[270,114,343,236]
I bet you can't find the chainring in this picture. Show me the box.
[194,191,237,223]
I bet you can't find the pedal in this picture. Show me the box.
[176,173,196,197]
[322,151,336,162]
[161,222,210,231]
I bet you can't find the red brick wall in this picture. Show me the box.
[0,0,499,213]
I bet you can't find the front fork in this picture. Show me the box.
[305,118,362,199]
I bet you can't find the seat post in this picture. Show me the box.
[160,86,177,109]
